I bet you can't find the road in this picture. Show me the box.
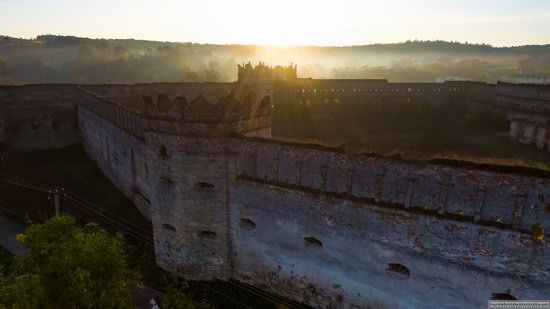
[0,215,28,256]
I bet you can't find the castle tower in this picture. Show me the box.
[235,62,274,120]
[273,64,298,112]
[147,63,273,280]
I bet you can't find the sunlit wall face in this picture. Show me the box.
[1,0,550,46]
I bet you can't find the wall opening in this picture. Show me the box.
[159,145,169,158]
[199,230,217,239]
[240,218,256,230]
[304,236,323,248]
[491,292,518,300]
[162,223,176,232]
[159,176,174,183]
[196,182,215,189]
[386,263,410,279]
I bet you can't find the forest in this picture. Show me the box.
[1,35,550,84]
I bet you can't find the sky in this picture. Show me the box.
[1,0,550,46]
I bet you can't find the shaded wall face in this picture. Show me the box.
[78,107,151,219]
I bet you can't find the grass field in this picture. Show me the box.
[272,100,550,171]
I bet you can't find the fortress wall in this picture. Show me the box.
[235,139,550,236]
[468,82,496,104]
[497,83,550,150]
[144,135,233,281]
[78,102,151,219]
[0,85,80,150]
[295,79,470,95]
[80,83,235,109]
[228,138,550,307]
[496,83,550,114]
[230,180,548,308]
[292,79,475,107]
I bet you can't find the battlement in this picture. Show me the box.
[2,63,550,308]
[78,88,271,138]
[274,64,297,81]
[237,61,274,79]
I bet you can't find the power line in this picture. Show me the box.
[0,171,306,308]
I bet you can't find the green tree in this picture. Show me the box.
[0,215,140,309]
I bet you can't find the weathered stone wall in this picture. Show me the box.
[3,70,550,308]
[497,83,550,151]
[231,141,550,306]
[230,180,548,308]
[146,135,234,281]
[293,79,474,104]
[78,98,151,219]
[0,85,80,150]
[496,82,550,115]
[148,136,550,308]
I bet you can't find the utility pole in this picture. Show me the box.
[54,189,60,217]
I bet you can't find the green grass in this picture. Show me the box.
[273,100,550,171]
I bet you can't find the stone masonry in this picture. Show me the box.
[1,63,550,308]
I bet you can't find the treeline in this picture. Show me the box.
[1,35,550,84]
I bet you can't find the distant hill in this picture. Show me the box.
[1,35,549,84]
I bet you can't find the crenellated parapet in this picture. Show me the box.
[4,63,550,308]
[78,90,271,139]
[237,61,274,78]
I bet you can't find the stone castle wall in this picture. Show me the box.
[77,98,152,218]
[497,83,550,151]
[293,79,476,105]
[146,134,550,308]
[231,139,550,307]
[2,70,550,308]
[0,84,80,150]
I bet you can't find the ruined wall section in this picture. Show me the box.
[0,85,80,150]
[497,83,550,151]
[229,138,550,307]
[81,82,235,112]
